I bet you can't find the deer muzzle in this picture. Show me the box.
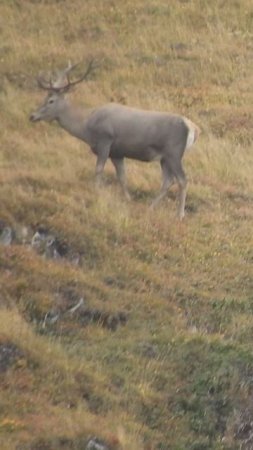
[29,112,41,122]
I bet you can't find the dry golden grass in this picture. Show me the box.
[0,1,253,449]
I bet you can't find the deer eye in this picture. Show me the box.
[48,98,54,104]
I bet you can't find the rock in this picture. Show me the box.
[31,230,48,250]
[86,437,110,450]
[0,220,13,246]
[31,228,80,264]
[0,342,24,373]
[42,311,60,328]
[0,226,13,245]
[15,225,30,244]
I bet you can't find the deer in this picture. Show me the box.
[30,61,200,219]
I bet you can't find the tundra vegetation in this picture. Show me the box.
[0,1,253,449]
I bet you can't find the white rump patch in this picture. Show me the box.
[184,118,197,151]
[185,128,195,150]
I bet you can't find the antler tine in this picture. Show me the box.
[65,61,77,85]
[52,65,69,89]
[53,61,80,87]
[37,74,53,91]
[64,59,98,88]
[36,59,98,92]
[58,60,75,79]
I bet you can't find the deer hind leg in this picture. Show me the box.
[171,160,187,220]
[111,157,131,200]
[177,176,187,220]
[151,158,174,209]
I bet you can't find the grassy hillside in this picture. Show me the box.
[0,0,253,449]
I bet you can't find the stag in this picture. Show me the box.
[30,61,200,219]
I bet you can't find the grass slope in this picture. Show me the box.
[0,0,253,449]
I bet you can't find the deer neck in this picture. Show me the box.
[57,101,92,142]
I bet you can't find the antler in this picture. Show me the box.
[37,59,97,92]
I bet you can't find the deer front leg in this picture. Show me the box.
[93,143,111,187]
[111,157,131,200]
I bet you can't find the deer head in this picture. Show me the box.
[30,60,96,122]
